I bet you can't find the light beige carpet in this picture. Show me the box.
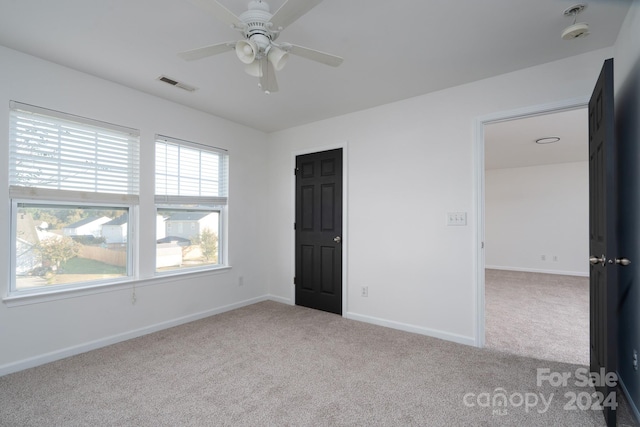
[0,300,613,426]
[485,269,590,366]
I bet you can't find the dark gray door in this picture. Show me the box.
[615,51,640,427]
[588,58,617,427]
[295,148,343,315]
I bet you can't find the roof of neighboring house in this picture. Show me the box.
[156,236,191,245]
[64,216,110,229]
[166,212,214,222]
[103,213,128,226]
[16,213,39,245]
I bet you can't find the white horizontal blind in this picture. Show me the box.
[9,102,140,202]
[155,135,228,206]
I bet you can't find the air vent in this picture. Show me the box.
[157,75,197,92]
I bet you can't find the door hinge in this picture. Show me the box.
[294,222,296,230]
[293,277,297,285]
[294,167,299,175]
[482,242,485,249]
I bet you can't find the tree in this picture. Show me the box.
[192,228,218,262]
[22,208,61,229]
[61,208,84,226]
[35,236,80,271]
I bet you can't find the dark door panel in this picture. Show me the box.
[588,58,617,427]
[295,149,343,314]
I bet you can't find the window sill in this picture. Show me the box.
[3,266,232,307]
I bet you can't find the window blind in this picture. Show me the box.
[155,135,228,206]
[9,101,140,203]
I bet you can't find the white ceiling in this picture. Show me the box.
[0,0,630,133]
[484,108,588,170]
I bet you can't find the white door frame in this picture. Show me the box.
[473,97,589,347]
[291,142,349,316]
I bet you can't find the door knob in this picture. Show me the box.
[615,258,631,266]
[333,236,341,243]
[589,255,606,266]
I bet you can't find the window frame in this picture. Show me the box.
[7,101,140,298]
[154,135,229,276]
[10,199,138,297]
[155,205,226,275]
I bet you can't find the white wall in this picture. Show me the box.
[0,46,270,374]
[266,48,613,345]
[485,162,589,276]
[615,0,640,85]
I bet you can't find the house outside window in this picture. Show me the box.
[155,135,228,274]
[8,102,139,295]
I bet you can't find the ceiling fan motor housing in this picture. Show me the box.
[234,1,291,76]
[239,1,279,56]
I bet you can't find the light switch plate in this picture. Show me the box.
[447,212,467,226]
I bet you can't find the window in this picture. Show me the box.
[155,135,228,273]
[9,101,139,294]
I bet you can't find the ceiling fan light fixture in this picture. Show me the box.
[235,39,258,64]
[245,61,263,77]
[268,46,289,70]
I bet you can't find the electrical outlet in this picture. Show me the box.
[553,255,558,262]
[238,276,244,286]
[633,349,638,371]
[361,286,368,297]
[541,255,546,261]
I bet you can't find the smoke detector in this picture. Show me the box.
[562,4,590,40]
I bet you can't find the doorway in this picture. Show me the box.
[478,104,590,365]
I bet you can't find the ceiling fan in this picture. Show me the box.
[180,0,344,94]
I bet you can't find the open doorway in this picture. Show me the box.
[482,107,590,365]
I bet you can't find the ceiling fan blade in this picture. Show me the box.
[270,0,324,30]
[287,44,343,67]
[188,0,243,28]
[178,42,236,61]
[259,58,279,93]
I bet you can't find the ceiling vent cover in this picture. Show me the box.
[158,75,197,92]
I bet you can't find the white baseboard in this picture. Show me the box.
[485,265,589,277]
[267,294,293,305]
[619,375,640,424]
[1,295,477,377]
[0,295,269,377]
[345,312,476,346]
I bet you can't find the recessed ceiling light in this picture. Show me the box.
[535,137,561,144]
